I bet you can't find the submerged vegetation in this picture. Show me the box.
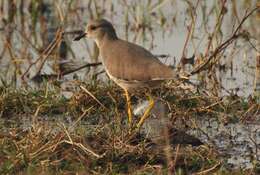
[0,0,259,174]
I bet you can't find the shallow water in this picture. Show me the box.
[135,100,260,170]
[188,117,260,169]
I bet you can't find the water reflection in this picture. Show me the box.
[136,100,260,170]
[188,117,259,169]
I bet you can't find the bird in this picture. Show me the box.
[74,19,179,129]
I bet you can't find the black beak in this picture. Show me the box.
[73,32,87,41]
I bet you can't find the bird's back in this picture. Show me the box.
[100,39,176,82]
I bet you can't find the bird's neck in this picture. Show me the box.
[95,32,118,48]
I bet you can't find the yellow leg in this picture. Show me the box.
[136,94,155,129]
[124,89,132,126]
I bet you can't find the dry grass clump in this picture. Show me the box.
[0,82,259,174]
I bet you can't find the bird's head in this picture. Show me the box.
[74,19,117,41]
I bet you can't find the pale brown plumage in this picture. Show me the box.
[100,38,176,90]
[75,19,177,91]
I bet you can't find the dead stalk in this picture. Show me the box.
[191,6,260,75]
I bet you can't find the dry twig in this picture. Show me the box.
[191,6,260,75]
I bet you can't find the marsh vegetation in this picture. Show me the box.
[0,0,259,174]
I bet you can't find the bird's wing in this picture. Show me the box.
[101,40,176,81]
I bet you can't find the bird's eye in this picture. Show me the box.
[90,26,97,30]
